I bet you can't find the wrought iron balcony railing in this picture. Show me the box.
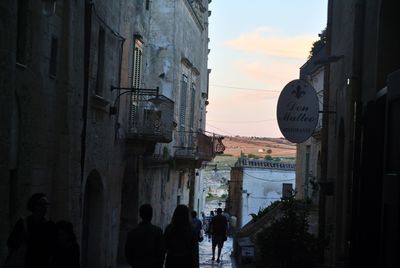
[126,93,174,143]
[174,131,224,162]
[110,86,174,143]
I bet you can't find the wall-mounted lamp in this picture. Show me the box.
[109,85,162,115]
[42,0,57,16]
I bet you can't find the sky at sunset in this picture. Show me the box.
[206,0,328,137]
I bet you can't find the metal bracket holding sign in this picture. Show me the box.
[276,79,319,143]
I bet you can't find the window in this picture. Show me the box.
[180,75,188,128]
[304,145,311,198]
[282,183,293,199]
[132,40,143,89]
[95,27,105,95]
[16,0,28,65]
[178,173,184,189]
[49,36,58,78]
[189,83,196,130]
[129,38,143,128]
[179,75,188,145]
[186,177,190,189]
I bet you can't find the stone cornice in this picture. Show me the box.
[184,0,204,31]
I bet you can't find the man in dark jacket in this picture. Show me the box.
[6,193,56,268]
[125,204,165,268]
[209,208,228,263]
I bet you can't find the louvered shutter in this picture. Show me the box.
[179,75,188,145]
[130,45,143,130]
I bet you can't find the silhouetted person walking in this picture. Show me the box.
[205,210,215,239]
[52,220,81,268]
[209,208,228,263]
[164,205,197,268]
[125,204,165,268]
[5,193,56,268]
[191,211,203,268]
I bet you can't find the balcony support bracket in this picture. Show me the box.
[109,85,160,115]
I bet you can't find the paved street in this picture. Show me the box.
[199,236,234,268]
[117,236,234,268]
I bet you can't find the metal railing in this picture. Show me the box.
[174,131,214,161]
[126,94,174,143]
[235,158,296,170]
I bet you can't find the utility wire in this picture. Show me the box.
[249,196,281,200]
[207,119,276,124]
[205,123,236,136]
[204,130,225,137]
[210,84,281,93]
[243,171,295,182]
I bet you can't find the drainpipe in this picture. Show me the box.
[113,33,125,140]
[318,0,333,265]
[348,1,365,266]
[82,0,92,183]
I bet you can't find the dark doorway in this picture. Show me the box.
[117,159,139,264]
[82,170,104,268]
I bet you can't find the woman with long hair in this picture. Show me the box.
[164,205,197,268]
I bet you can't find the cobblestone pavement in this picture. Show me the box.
[199,236,234,268]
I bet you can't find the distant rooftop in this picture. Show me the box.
[234,158,295,171]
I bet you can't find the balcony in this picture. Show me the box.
[173,131,226,168]
[110,85,175,155]
[125,93,174,143]
[114,90,174,147]
[173,131,221,167]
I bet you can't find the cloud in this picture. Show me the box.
[226,89,279,105]
[224,27,315,60]
[234,60,301,88]
[207,27,317,137]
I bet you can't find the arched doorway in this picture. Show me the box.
[117,159,139,264]
[82,170,104,268]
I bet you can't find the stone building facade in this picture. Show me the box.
[318,1,400,267]
[295,44,326,203]
[0,0,216,267]
[136,0,213,228]
[0,0,85,263]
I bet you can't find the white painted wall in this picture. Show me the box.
[309,69,324,130]
[241,168,295,227]
[193,168,205,215]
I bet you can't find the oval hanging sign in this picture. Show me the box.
[276,79,319,143]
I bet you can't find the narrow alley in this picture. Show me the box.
[2,1,400,267]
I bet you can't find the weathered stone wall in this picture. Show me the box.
[139,0,211,229]
[0,0,84,263]
[82,0,134,265]
[0,1,212,266]
[0,0,18,261]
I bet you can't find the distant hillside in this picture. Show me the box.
[220,136,296,159]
